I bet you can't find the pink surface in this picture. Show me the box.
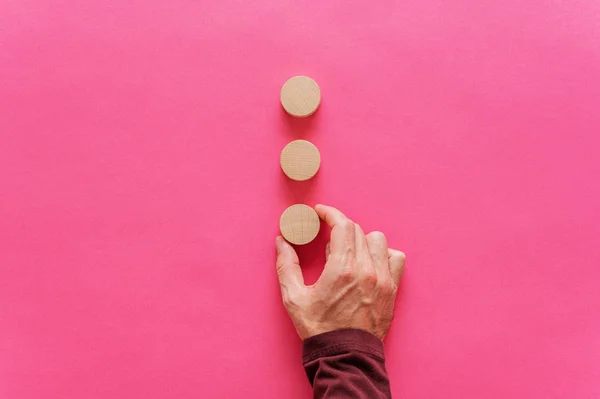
[1,1,599,398]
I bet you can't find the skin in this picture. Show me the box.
[275,204,406,340]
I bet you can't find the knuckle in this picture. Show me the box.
[338,268,355,283]
[363,270,378,286]
[275,260,287,277]
[378,280,395,294]
[345,245,355,260]
[368,231,386,240]
[341,220,355,233]
[391,250,407,262]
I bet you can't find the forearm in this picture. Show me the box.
[303,329,392,399]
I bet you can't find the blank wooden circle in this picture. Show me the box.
[280,76,321,117]
[279,204,320,245]
[280,140,321,181]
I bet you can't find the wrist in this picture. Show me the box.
[302,328,385,364]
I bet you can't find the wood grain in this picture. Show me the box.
[280,76,321,117]
[279,204,320,245]
[280,139,321,181]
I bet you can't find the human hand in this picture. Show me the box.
[275,204,406,340]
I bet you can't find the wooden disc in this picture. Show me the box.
[280,76,321,117]
[279,204,320,245]
[280,140,321,181]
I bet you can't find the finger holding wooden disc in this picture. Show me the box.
[279,204,320,245]
[280,140,321,181]
[280,76,321,118]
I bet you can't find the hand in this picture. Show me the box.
[275,204,406,340]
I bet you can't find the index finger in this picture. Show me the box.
[315,204,348,228]
[314,204,355,257]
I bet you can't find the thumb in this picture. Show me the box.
[275,236,305,289]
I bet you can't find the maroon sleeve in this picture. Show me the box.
[302,329,392,398]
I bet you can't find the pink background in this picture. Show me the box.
[1,0,599,398]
